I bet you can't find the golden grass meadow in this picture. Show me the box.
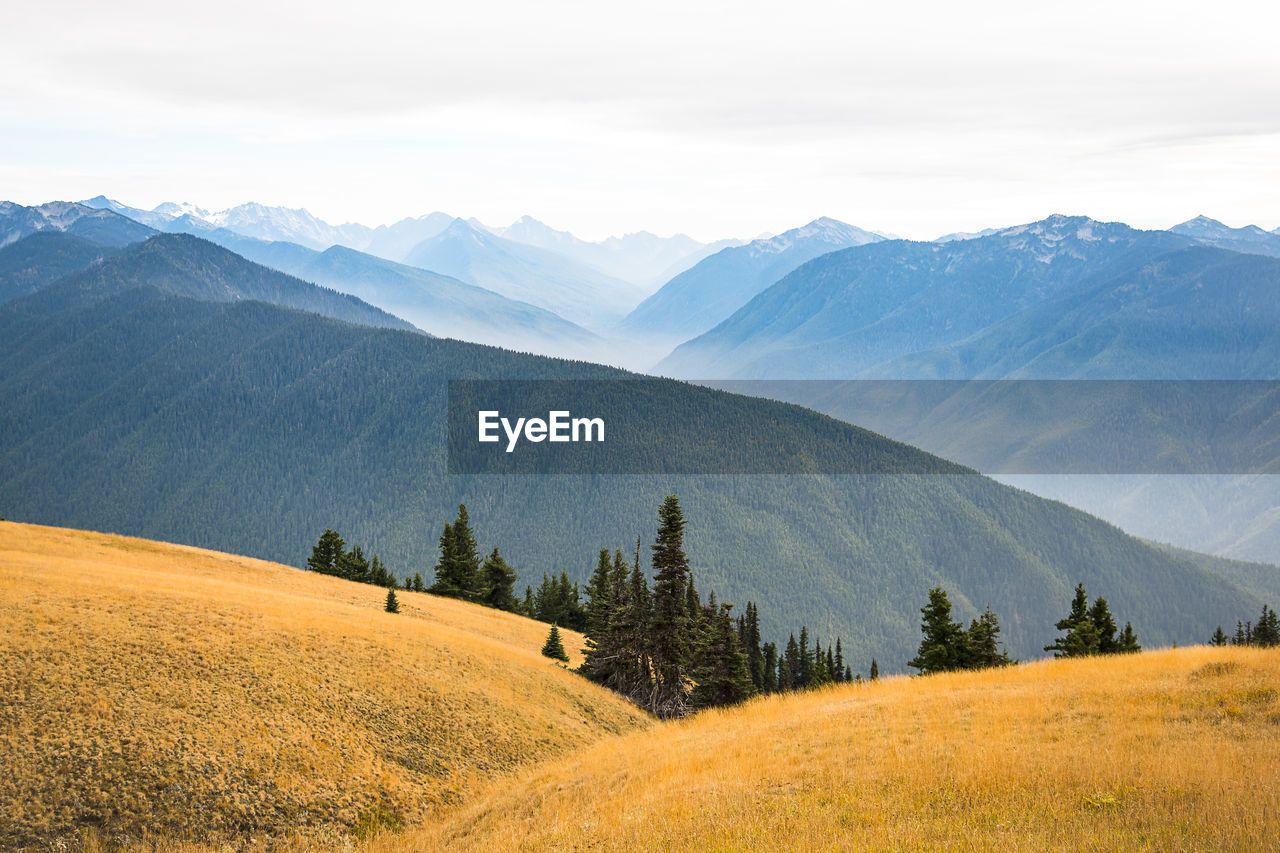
[2,519,1278,851]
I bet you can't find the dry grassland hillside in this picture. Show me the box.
[407,645,1280,852]
[0,521,650,850]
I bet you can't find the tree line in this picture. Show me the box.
[1209,604,1280,647]
[308,498,872,719]
[906,582,1140,675]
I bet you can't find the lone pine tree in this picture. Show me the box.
[541,624,569,663]
[384,587,400,614]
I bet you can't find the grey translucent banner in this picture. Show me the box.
[448,379,1280,475]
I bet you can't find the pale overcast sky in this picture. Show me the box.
[2,0,1278,241]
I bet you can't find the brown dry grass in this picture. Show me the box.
[400,645,1280,852]
[0,520,650,850]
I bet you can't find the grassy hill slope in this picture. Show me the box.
[413,646,1280,851]
[0,521,650,849]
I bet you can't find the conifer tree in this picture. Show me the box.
[337,545,370,583]
[648,495,693,717]
[1116,621,1141,653]
[869,658,878,680]
[964,604,1013,669]
[479,548,519,612]
[762,642,778,693]
[777,655,794,693]
[783,634,801,690]
[907,588,968,674]
[541,624,569,662]
[741,602,764,690]
[307,529,345,575]
[1088,597,1120,654]
[798,627,815,687]
[1252,605,1279,647]
[522,585,535,617]
[411,572,426,593]
[833,638,845,684]
[384,587,400,614]
[1210,625,1228,646]
[1045,583,1100,658]
[691,603,754,709]
[585,549,616,638]
[431,505,481,600]
[366,553,391,587]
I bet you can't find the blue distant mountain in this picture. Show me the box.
[218,237,604,358]
[403,218,648,331]
[1169,215,1280,258]
[622,217,883,350]
[657,215,1196,378]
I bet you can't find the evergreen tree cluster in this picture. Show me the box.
[578,496,863,719]
[906,588,1015,674]
[525,571,588,631]
[1044,583,1140,658]
[1212,604,1280,647]
[427,505,522,613]
[306,529,396,587]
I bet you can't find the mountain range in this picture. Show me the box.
[79,196,719,297]
[0,227,1264,666]
[15,197,1280,567]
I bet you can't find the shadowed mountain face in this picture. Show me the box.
[8,232,416,333]
[0,235,1261,666]
[658,215,1194,379]
[0,232,121,305]
[623,217,883,352]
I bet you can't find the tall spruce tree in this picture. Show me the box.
[1210,625,1228,646]
[869,658,879,680]
[648,495,693,717]
[907,588,968,674]
[431,505,481,600]
[384,587,400,614]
